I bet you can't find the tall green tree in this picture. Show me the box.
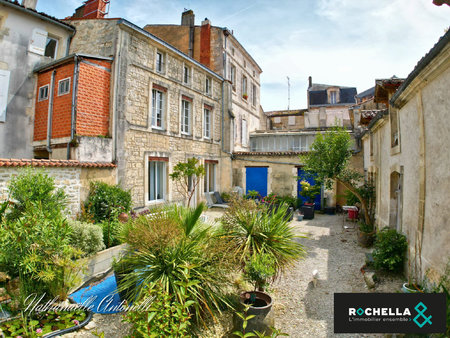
[300,127,374,226]
[169,157,205,207]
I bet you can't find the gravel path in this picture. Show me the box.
[64,211,404,337]
[271,213,403,338]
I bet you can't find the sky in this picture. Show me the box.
[37,0,450,111]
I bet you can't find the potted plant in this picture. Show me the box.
[299,181,320,219]
[357,221,375,247]
[243,93,248,100]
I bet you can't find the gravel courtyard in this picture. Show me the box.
[66,212,404,337]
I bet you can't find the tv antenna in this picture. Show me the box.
[287,76,290,111]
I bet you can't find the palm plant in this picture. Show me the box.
[221,199,306,277]
[116,202,233,325]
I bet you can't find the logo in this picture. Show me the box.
[413,302,432,328]
[334,293,446,333]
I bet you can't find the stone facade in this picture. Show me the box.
[144,11,262,152]
[361,31,450,286]
[67,18,233,208]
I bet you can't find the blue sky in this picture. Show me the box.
[37,0,449,111]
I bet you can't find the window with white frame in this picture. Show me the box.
[148,158,167,201]
[288,115,296,125]
[242,76,247,98]
[204,107,211,138]
[183,65,190,84]
[252,84,257,106]
[156,51,164,73]
[230,64,236,91]
[205,76,212,95]
[330,91,337,104]
[181,98,191,134]
[241,119,247,146]
[152,89,164,128]
[58,78,70,96]
[45,36,58,59]
[38,85,49,101]
[204,161,216,192]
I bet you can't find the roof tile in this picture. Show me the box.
[0,158,116,168]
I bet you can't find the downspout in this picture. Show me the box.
[67,55,80,159]
[46,70,56,154]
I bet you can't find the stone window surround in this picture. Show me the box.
[57,77,71,96]
[155,49,166,74]
[144,152,170,206]
[180,94,193,136]
[183,63,192,86]
[205,75,212,96]
[38,84,49,101]
[203,103,214,140]
[204,159,218,193]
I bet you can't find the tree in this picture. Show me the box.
[300,127,374,226]
[169,157,206,207]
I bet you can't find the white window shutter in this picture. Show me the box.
[29,28,47,55]
[0,70,10,122]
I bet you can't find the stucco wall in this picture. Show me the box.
[0,4,72,158]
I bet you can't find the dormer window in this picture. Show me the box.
[330,91,337,104]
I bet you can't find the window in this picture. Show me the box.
[152,89,164,128]
[0,69,10,122]
[253,70,256,77]
[330,91,337,104]
[183,65,190,84]
[242,76,247,98]
[230,64,236,91]
[274,117,281,123]
[390,108,399,148]
[58,78,70,96]
[231,47,235,56]
[252,84,257,106]
[204,108,211,138]
[156,51,164,73]
[38,85,49,101]
[241,119,247,146]
[244,60,247,68]
[204,162,216,192]
[45,37,58,59]
[148,158,167,201]
[181,99,191,134]
[205,76,212,95]
[288,116,296,125]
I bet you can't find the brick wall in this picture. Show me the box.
[34,63,75,141]
[77,60,111,136]
[34,58,111,142]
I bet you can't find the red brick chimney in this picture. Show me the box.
[67,0,110,20]
[200,18,211,68]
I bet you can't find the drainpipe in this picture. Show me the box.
[46,70,56,154]
[67,55,80,159]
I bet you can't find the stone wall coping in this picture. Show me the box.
[0,158,116,168]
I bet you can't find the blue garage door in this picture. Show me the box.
[246,167,268,197]
[297,168,322,210]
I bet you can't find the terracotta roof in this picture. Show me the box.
[0,158,116,168]
[0,0,75,30]
[233,151,308,156]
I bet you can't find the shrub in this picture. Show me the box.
[123,281,193,337]
[68,220,105,256]
[117,203,233,325]
[244,253,276,291]
[221,198,306,275]
[100,219,123,248]
[84,181,131,223]
[7,168,66,220]
[373,228,408,271]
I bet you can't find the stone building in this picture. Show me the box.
[0,0,75,158]
[144,10,263,152]
[361,30,450,286]
[64,16,233,208]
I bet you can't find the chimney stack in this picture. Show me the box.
[308,76,312,88]
[181,9,195,27]
[66,0,110,20]
[21,0,38,10]
[200,18,211,68]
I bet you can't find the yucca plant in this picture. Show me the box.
[221,199,306,277]
[116,202,233,326]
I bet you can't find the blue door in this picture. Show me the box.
[246,167,268,197]
[297,168,321,210]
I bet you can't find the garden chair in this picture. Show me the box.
[204,192,229,209]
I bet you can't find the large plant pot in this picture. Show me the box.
[357,230,375,247]
[300,205,315,219]
[234,291,274,335]
[402,283,423,293]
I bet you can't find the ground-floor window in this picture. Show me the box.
[204,161,217,192]
[149,157,167,201]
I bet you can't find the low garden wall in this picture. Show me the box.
[0,159,116,217]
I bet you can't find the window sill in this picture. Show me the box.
[146,199,166,206]
[151,126,166,132]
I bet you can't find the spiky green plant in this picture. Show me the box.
[116,202,233,325]
[221,200,306,276]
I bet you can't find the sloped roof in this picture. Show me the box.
[356,86,375,99]
[0,0,75,31]
[0,158,116,168]
[309,87,356,105]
